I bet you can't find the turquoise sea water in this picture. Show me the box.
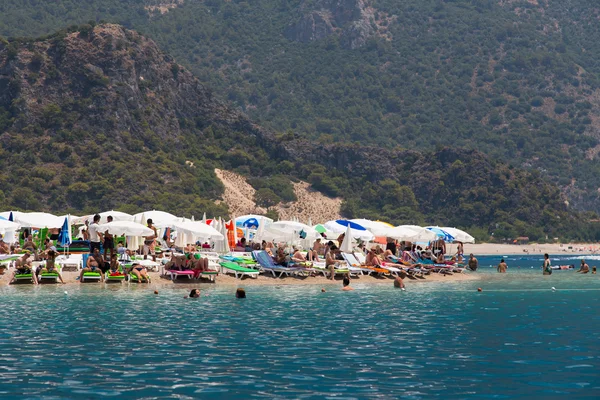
[1,255,599,399]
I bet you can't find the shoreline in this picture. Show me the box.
[458,243,598,256]
[0,270,479,288]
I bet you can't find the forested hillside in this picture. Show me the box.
[2,0,600,213]
[0,23,596,241]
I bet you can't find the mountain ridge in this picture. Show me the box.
[0,22,596,241]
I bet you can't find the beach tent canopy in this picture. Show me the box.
[133,210,179,228]
[171,220,224,240]
[440,227,475,244]
[97,221,154,237]
[323,220,374,241]
[14,212,65,229]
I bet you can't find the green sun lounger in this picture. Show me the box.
[13,273,35,283]
[219,261,259,279]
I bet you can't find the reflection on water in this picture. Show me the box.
[0,255,598,398]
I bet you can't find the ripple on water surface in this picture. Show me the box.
[0,257,599,398]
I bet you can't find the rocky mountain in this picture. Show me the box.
[0,23,596,240]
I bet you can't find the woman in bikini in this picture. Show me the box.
[130,263,150,283]
[40,250,66,284]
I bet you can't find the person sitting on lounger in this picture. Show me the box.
[13,252,37,284]
[274,248,289,267]
[130,262,150,283]
[435,252,445,264]
[108,257,123,276]
[80,249,105,282]
[38,250,66,284]
[366,248,383,267]
[192,255,209,278]
[291,246,314,264]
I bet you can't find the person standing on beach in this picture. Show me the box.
[497,259,508,273]
[543,253,552,275]
[88,214,102,253]
[468,254,478,271]
[103,215,115,261]
[144,219,158,261]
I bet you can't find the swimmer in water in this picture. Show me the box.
[341,275,353,291]
[497,259,507,273]
[187,289,200,298]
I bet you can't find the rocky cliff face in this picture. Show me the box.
[285,0,378,49]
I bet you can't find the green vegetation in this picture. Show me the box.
[2,0,600,212]
[1,9,600,240]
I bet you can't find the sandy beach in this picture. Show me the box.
[464,242,598,256]
[0,269,478,288]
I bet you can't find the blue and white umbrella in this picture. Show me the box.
[426,226,455,242]
[324,220,374,241]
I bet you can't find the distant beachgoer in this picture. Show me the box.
[130,262,150,283]
[326,247,339,280]
[88,214,102,253]
[144,219,158,261]
[386,238,397,257]
[22,234,38,260]
[592,266,597,274]
[456,241,464,258]
[432,238,446,256]
[577,260,590,274]
[468,253,479,271]
[188,289,200,298]
[394,276,405,289]
[543,253,552,275]
[342,275,353,291]
[103,215,115,261]
[236,288,246,298]
[497,259,507,273]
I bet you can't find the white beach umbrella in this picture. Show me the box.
[202,212,207,224]
[350,219,396,237]
[340,225,353,253]
[97,221,154,237]
[15,212,64,229]
[0,219,20,233]
[397,225,438,242]
[440,227,475,244]
[171,220,224,241]
[235,214,274,229]
[99,210,134,223]
[258,221,319,242]
[323,220,375,241]
[132,210,179,228]
[221,223,230,253]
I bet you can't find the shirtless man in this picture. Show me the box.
[497,258,508,273]
[577,259,590,274]
[13,252,37,284]
[341,275,354,291]
[144,218,158,261]
[40,250,66,284]
[80,248,105,282]
[432,238,446,257]
[468,254,478,271]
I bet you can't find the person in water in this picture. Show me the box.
[342,275,353,291]
[188,289,200,298]
[577,259,590,274]
[497,259,508,273]
[236,288,246,298]
[394,276,405,289]
[543,253,552,275]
